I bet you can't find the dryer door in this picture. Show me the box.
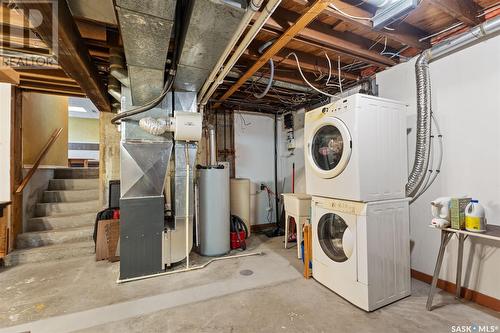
[307,117,352,179]
[317,212,355,263]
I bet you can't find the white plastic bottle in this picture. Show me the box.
[465,200,487,233]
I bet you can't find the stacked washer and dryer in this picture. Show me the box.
[304,93,411,311]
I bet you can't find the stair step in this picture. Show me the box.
[48,178,99,191]
[27,212,95,232]
[42,189,99,203]
[35,200,99,217]
[54,168,99,179]
[3,241,95,266]
[16,225,94,249]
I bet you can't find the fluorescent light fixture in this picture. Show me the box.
[69,106,87,113]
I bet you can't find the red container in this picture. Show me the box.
[230,231,246,250]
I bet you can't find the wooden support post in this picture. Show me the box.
[10,87,22,251]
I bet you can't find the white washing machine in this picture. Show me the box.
[305,93,407,202]
[311,196,411,311]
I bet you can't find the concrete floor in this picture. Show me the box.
[0,236,498,333]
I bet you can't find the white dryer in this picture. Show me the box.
[311,196,411,311]
[305,93,407,202]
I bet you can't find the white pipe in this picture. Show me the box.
[199,0,282,105]
[185,144,190,269]
[208,125,217,166]
[197,0,263,102]
[117,252,263,283]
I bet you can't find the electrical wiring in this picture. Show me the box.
[286,52,337,97]
[418,22,464,42]
[329,3,372,20]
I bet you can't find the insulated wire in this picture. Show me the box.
[329,3,372,20]
[286,52,337,97]
[410,114,443,203]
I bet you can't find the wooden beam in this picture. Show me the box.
[10,87,22,251]
[428,0,481,26]
[264,7,397,67]
[242,49,360,81]
[215,0,333,108]
[11,0,111,111]
[0,66,20,84]
[290,0,429,49]
[19,80,84,96]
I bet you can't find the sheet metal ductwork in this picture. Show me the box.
[115,0,176,105]
[406,16,500,197]
[174,0,246,92]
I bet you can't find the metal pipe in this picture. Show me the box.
[199,0,283,105]
[109,47,130,87]
[108,76,121,102]
[406,16,500,197]
[208,125,217,166]
[227,70,311,93]
[197,0,264,102]
[429,15,500,62]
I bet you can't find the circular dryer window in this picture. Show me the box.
[309,118,351,179]
[317,213,354,263]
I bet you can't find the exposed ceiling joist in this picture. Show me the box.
[428,0,481,26]
[214,0,334,108]
[12,0,111,111]
[242,48,360,81]
[0,66,20,84]
[291,0,429,49]
[272,7,399,65]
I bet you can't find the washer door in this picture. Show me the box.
[308,117,352,179]
[317,213,354,263]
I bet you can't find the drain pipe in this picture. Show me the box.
[108,76,122,102]
[199,0,282,105]
[407,15,500,197]
[208,125,217,166]
[109,47,130,87]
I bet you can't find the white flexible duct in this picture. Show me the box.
[199,0,282,105]
[139,117,172,136]
[197,0,263,103]
[254,39,275,99]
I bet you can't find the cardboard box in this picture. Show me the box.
[450,198,471,230]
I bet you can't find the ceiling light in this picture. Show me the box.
[69,106,87,113]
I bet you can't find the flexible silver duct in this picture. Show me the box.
[406,16,500,197]
[406,49,432,197]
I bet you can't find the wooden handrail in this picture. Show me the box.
[15,128,63,194]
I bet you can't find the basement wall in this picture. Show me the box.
[0,83,11,202]
[234,112,277,225]
[22,93,68,168]
[376,35,500,300]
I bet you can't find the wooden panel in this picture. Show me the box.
[22,92,68,167]
[428,0,481,25]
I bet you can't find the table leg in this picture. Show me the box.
[284,214,289,249]
[426,231,452,311]
[455,233,465,299]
